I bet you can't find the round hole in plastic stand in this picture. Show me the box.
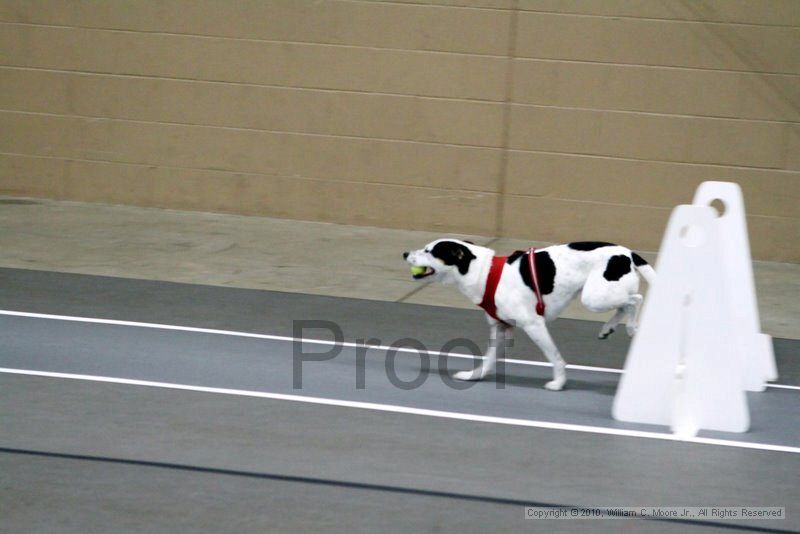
[709,198,727,218]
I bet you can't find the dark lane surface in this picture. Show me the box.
[2,268,799,532]
[3,375,798,533]
[1,314,798,448]
[1,268,798,385]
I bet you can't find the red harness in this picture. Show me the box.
[478,248,545,325]
[478,255,509,325]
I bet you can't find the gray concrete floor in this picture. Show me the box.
[1,196,798,339]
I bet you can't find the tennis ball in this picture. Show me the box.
[410,265,427,276]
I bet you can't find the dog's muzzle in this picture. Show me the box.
[411,266,436,279]
[404,252,436,279]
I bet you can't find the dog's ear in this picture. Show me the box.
[431,241,477,275]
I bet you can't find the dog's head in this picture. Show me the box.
[403,239,479,283]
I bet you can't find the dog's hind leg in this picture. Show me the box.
[624,294,644,336]
[522,323,566,391]
[598,307,626,339]
[454,321,510,381]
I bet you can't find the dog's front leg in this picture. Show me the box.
[522,322,566,391]
[453,321,510,381]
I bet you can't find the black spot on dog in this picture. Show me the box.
[603,255,632,281]
[430,241,476,275]
[506,250,526,264]
[568,241,616,251]
[508,250,556,295]
[631,252,648,267]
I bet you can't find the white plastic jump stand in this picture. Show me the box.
[692,181,777,392]
[613,204,750,436]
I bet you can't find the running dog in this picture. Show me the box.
[403,240,655,390]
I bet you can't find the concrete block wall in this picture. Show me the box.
[1,0,798,261]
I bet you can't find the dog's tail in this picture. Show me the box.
[632,252,656,285]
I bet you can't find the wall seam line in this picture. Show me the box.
[495,0,519,238]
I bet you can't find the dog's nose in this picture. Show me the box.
[403,252,409,260]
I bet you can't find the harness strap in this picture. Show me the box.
[479,250,545,324]
[527,248,546,316]
[478,256,510,326]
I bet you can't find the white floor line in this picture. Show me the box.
[1,309,797,391]
[767,384,799,391]
[1,367,798,454]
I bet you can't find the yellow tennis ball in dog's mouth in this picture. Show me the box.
[410,265,427,276]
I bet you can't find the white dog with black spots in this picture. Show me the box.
[403,239,656,391]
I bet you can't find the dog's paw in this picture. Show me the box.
[545,378,566,391]
[454,369,485,381]
[598,328,614,340]
[626,324,638,337]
